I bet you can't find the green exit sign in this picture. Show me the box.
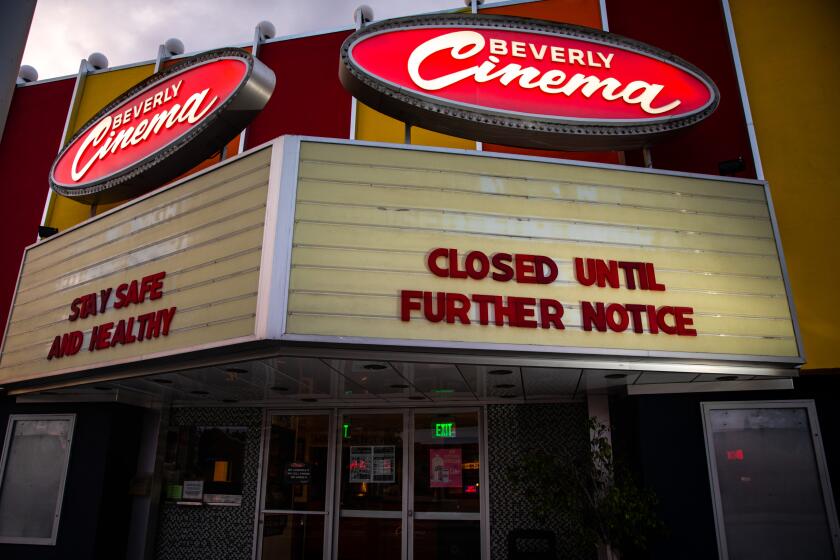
[433,422,456,438]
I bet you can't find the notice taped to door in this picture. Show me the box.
[349,445,396,483]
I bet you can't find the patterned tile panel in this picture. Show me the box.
[487,403,594,560]
[154,407,263,560]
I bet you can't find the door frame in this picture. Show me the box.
[255,409,338,560]
[331,408,410,560]
[331,407,485,560]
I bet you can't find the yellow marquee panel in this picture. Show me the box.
[0,147,273,384]
[285,141,799,361]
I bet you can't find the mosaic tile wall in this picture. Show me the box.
[154,407,263,560]
[487,403,593,560]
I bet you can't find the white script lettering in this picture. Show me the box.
[406,31,680,115]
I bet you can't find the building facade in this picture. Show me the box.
[0,1,837,559]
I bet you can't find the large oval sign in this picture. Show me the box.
[340,15,719,150]
[51,48,275,203]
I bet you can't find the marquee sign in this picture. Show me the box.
[283,140,800,363]
[339,15,719,150]
[50,48,275,203]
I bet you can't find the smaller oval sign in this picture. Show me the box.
[340,15,719,150]
[51,48,275,203]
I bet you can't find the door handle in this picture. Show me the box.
[407,510,413,517]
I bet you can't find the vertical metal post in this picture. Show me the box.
[642,146,653,168]
[39,58,91,238]
[587,393,612,448]
[349,97,358,140]
[404,122,412,144]
[720,0,765,179]
[238,25,265,155]
[471,0,478,14]
[153,44,167,73]
[599,0,610,31]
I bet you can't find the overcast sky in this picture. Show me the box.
[22,0,478,79]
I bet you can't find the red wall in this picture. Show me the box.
[605,0,756,178]
[246,31,353,148]
[0,79,75,341]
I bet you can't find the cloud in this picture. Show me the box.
[22,0,464,79]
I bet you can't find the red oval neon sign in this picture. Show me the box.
[340,15,719,150]
[51,48,275,203]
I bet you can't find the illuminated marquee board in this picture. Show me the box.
[0,146,274,385]
[339,14,719,150]
[50,48,275,203]
[284,140,800,363]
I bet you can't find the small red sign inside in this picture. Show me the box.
[726,449,745,461]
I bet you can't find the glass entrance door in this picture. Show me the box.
[335,409,482,560]
[335,412,406,560]
[260,413,333,560]
[412,411,481,560]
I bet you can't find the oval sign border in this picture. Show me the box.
[50,47,276,204]
[340,14,721,150]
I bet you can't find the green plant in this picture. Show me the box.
[515,417,663,555]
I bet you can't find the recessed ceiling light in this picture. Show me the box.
[190,390,209,395]
[363,363,387,370]
[716,375,738,381]
[390,383,410,389]
[432,388,455,393]
[225,367,247,374]
[269,386,289,392]
[604,373,627,379]
[152,379,173,384]
[494,383,516,389]
[488,369,512,375]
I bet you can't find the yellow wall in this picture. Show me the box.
[730,0,840,370]
[355,102,476,150]
[45,64,156,231]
